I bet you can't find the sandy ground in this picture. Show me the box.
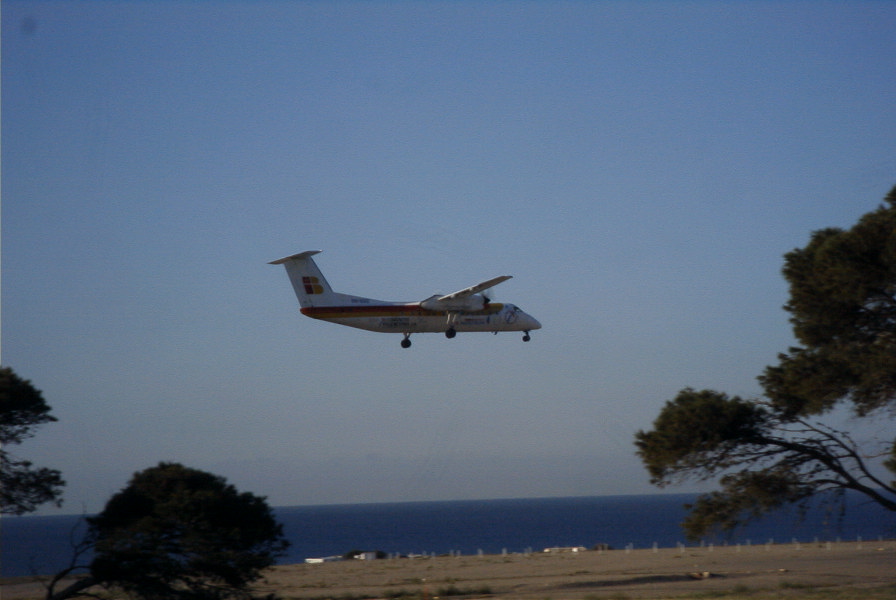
[258,541,896,599]
[4,541,895,600]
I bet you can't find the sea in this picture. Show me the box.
[3,493,894,578]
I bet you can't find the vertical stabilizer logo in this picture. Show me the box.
[302,276,324,295]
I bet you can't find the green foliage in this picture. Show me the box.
[635,185,896,540]
[0,366,56,444]
[58,462,290,600]
[635,389,768,485]
[0,366,65,515]
[761,187,896,417]
[680,470,813,539]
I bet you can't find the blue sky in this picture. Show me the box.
[3,1,895,515]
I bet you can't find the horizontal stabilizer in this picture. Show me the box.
[268,250,322,265]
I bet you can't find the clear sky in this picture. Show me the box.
[3,1,895,516]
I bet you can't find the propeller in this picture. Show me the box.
[482,283,498,306]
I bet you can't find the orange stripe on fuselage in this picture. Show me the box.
[300,303,504,320]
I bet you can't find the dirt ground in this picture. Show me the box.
[4,541,895,600]
[260,540,896,599]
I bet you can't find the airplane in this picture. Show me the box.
[270,250,541,348]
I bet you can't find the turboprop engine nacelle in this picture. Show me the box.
[420,294,487,312]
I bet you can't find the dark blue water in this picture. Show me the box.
[4,493,894,577]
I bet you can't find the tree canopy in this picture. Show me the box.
[48,462,290,600]
[0,366,65,515]
[761,190,896,417]
[635,185,896,539]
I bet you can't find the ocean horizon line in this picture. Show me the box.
[15,491,699,519]
[277,491,698,510]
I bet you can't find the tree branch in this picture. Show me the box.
[46,575,100,600]
[754,421,896,511]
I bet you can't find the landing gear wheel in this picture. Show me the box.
[401,335,412,348]
[522,332,531,342]
[445,328,457,339]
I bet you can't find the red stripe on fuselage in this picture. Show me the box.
[300,303,504,320]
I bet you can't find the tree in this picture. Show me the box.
[635,185,896,540]
[0,366,65,515]
[48,462,290,600]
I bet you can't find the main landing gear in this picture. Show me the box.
[446,328,532,342]
[401,330,533,348]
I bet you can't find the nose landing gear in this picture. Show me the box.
[522,331,531,342]
[401,334,412,348]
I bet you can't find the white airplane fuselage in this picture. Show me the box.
[270,250,541,347]
[301,298,540,334]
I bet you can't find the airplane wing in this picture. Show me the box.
[438,275,512,301]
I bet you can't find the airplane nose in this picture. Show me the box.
[524,313,542,330]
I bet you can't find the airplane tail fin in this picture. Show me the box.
[269,250,342,308]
